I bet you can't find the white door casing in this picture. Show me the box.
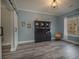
[11,11,18,51]
[64,17,68,40]
[14,11,18,51]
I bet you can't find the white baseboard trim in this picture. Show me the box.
[2,43,11,46]
[63,39,79,45]
[51,37,55,40]
[11,47,17,51]
[11,45,18,51]
[2,43,18,51]
[18,40,34,44]
[10,43,18,51]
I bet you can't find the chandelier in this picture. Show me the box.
[51,0,58,8]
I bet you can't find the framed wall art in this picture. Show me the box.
[27,24,31,28]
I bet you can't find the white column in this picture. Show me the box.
[64,17,68,40]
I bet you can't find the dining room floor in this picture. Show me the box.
[2,41,79,59]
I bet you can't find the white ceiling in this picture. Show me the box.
[14,0,79,16]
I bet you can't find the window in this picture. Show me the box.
[67,15,79,36]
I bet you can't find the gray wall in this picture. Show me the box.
[55,16,64,36]
[17,10,57,42]
[56,9,79,42]
[17,8,79,42]
[68,36,79,42]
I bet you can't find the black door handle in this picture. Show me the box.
[0,26,3,36]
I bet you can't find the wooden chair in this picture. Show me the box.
[55,32,62,41]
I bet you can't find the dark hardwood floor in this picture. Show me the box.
[2,41,79,59]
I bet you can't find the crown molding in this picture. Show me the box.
[17,8,54,16]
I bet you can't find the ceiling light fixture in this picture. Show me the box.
[51,0,58,8]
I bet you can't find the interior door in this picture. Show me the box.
[1,0,14,52]
[0,0,2,59]
[1,0,18,52]
[1,4,12,46]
